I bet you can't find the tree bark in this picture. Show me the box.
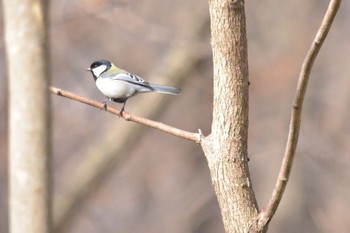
[202,0,260,232]
[3,0,52,233]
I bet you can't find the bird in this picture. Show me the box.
[87,59,181,113]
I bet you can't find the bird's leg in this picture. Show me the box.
[119,101,127,116]
[101,99,109,110]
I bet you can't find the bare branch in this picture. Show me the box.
[50,86,202,143]
[258,0,341,229]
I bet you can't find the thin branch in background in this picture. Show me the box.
[50,86,202,143]
[258,0,341,230]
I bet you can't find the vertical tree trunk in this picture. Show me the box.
[202,0,260,232]
[3,0,52,232]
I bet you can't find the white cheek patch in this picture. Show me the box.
[92,65,107,77]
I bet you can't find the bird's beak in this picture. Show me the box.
[86,67,91,71]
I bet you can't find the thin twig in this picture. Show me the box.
[50,86,202,143]
[258,0,341,229]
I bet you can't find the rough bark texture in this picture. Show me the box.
[202,0,260,232]
[3,0,52,232]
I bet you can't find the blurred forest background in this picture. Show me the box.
[1,0,349,232]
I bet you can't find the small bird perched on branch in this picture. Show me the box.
[87,59,181,113]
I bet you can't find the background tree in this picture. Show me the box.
[3,0,51,233]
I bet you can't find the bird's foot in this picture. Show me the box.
[119,107,125,117]
[119,102,126,117]
[101,99,108,110]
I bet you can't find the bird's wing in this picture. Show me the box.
[107,72,154,89]
[105,72,147,84]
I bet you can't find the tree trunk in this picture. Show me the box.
[202,0,260,232]
[3,0,52,232]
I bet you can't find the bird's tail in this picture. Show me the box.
[149,84,181,95]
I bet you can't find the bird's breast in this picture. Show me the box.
[96,78,135,99]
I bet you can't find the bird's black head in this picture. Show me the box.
[87,59,112,80]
